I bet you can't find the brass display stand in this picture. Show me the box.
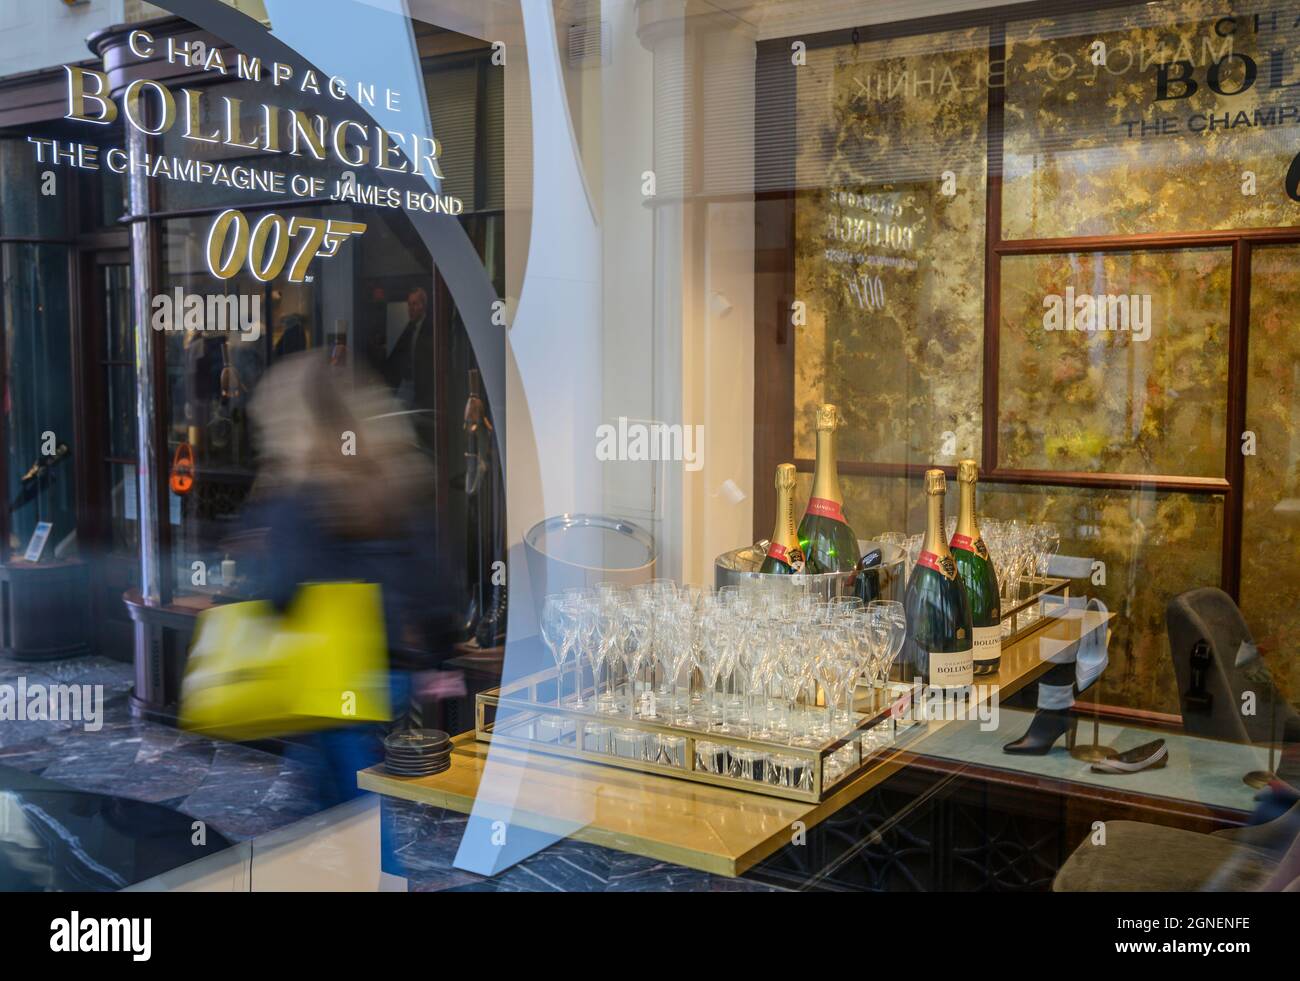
[1069,714,1118,763]
[1243,690,1279,789]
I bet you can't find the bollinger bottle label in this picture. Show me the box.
[765,541,805,572]
[972,625,1001,665]
[928,648,973,688]
[805,496,847,525]
[950,533,992,561]
[915,549,958,580]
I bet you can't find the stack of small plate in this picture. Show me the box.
[384,729,451,777]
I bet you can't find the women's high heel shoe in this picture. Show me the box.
[1002,708,1077,755]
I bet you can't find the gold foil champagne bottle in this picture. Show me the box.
[903,469,974,689]
[797,404,860,574]
[950,459,1002,675]
[760,464,806,574]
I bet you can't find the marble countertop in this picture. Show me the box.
[0,653,328,845]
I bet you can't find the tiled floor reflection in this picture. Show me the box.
[0,653,325,842]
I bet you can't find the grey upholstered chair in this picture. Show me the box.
[1054,588,1300,891]
[1166,587,1297,747]
[1054,799,1300,892]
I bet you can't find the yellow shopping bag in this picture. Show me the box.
[180,581,392,741]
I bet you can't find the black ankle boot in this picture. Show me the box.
[1003,708,1077,755]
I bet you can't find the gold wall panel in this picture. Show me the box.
[1240,244,1300,700]
[998,249,1231,477]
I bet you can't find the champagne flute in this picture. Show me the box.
[540,595,573,706]
[868,600,907,687]
[621,601,650,718]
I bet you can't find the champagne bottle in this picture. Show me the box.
[797,403,860,573]
[903,469,974,690]
[950,459,1002,675]
[760,463,806,574]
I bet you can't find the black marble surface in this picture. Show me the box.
[0,653,326,843]
[382,798,784,892]
[0,766,235,890]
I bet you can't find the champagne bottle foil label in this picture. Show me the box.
[915,549,958,580]
[805,496,848,524]
[929,648,974,688]
[949,533,990,560]
[765,541,805,572]
[972,625,1001,665]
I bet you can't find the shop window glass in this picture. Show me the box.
[1003,2,1300,239]
[0,138,68,238]
[998,248,1231,477]
[159,199,450,596]
[1241,244,1300,699]
[793,27,989,465]
[101,263,138,557]
[2,243,76,557]
[160,210,313,595]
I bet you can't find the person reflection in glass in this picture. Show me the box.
[384,286,433,413]
[244,350,443,808]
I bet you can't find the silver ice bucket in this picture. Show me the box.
[524,513,657,623]
[714,540,906,602]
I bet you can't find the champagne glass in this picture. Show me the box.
[846,608,875,707]
[621,602,651,718]
[716,620,745,734]
[540,594,574,706]
[830,595,863,619]
[814,629,853,741]
[697,611,729,729]
[1035,522,1061,578]
[662,609,696,728]
[591,598,621,711]
[568,598,597,708]
[747,622,778,739]
[868,600,907,687]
